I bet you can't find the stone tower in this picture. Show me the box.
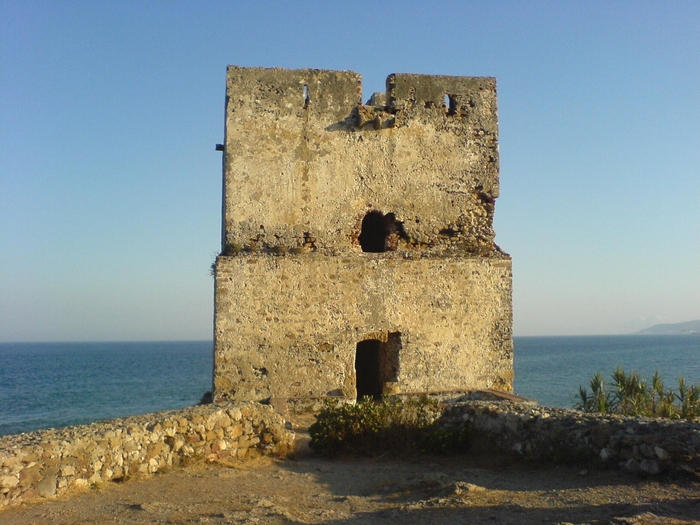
[213,66,513,403]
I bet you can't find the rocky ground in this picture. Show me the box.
[1,431,699,525]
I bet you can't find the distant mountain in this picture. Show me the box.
[638,320,700,335]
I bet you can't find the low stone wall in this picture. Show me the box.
[0,402,294,507]
[441,401,700,476]
[3,399,698,508]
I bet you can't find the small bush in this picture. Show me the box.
[574,368,699,420]
[308,396,471,457]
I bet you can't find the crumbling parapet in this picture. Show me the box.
[221,67,502,257]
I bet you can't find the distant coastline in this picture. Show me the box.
[638,319,700,335]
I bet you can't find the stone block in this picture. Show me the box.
[18,465,41,487]
[654,446,670,460]
[37,475,57,498]
[0,475,18,489]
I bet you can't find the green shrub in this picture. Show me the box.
[308,396,471,457]
[574,367,699,420]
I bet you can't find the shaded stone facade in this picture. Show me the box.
[213,66,513,402]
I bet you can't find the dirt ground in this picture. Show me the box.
[2,431,699,525]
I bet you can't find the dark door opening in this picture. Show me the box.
[355,339,382,400]
[355,333,402,400]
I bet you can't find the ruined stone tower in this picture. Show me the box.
[213,66,513,403]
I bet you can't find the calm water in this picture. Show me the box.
[513,334,700,407]
[1,336,698,436]
[0,341,213,436]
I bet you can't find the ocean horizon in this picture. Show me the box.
[1,334,698,437]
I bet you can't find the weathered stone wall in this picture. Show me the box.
[441,401,700,476]
[214,255,513,401]
[215,66,513,402]
[0,403,293,508]
[221,67,501,256]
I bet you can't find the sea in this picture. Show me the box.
[1,335,698,437]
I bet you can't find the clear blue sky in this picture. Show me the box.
[1,1,698,341]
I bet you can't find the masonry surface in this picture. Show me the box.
[214,67,513,403]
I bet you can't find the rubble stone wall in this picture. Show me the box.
[0,402,293,507]
[441,401,700,476]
